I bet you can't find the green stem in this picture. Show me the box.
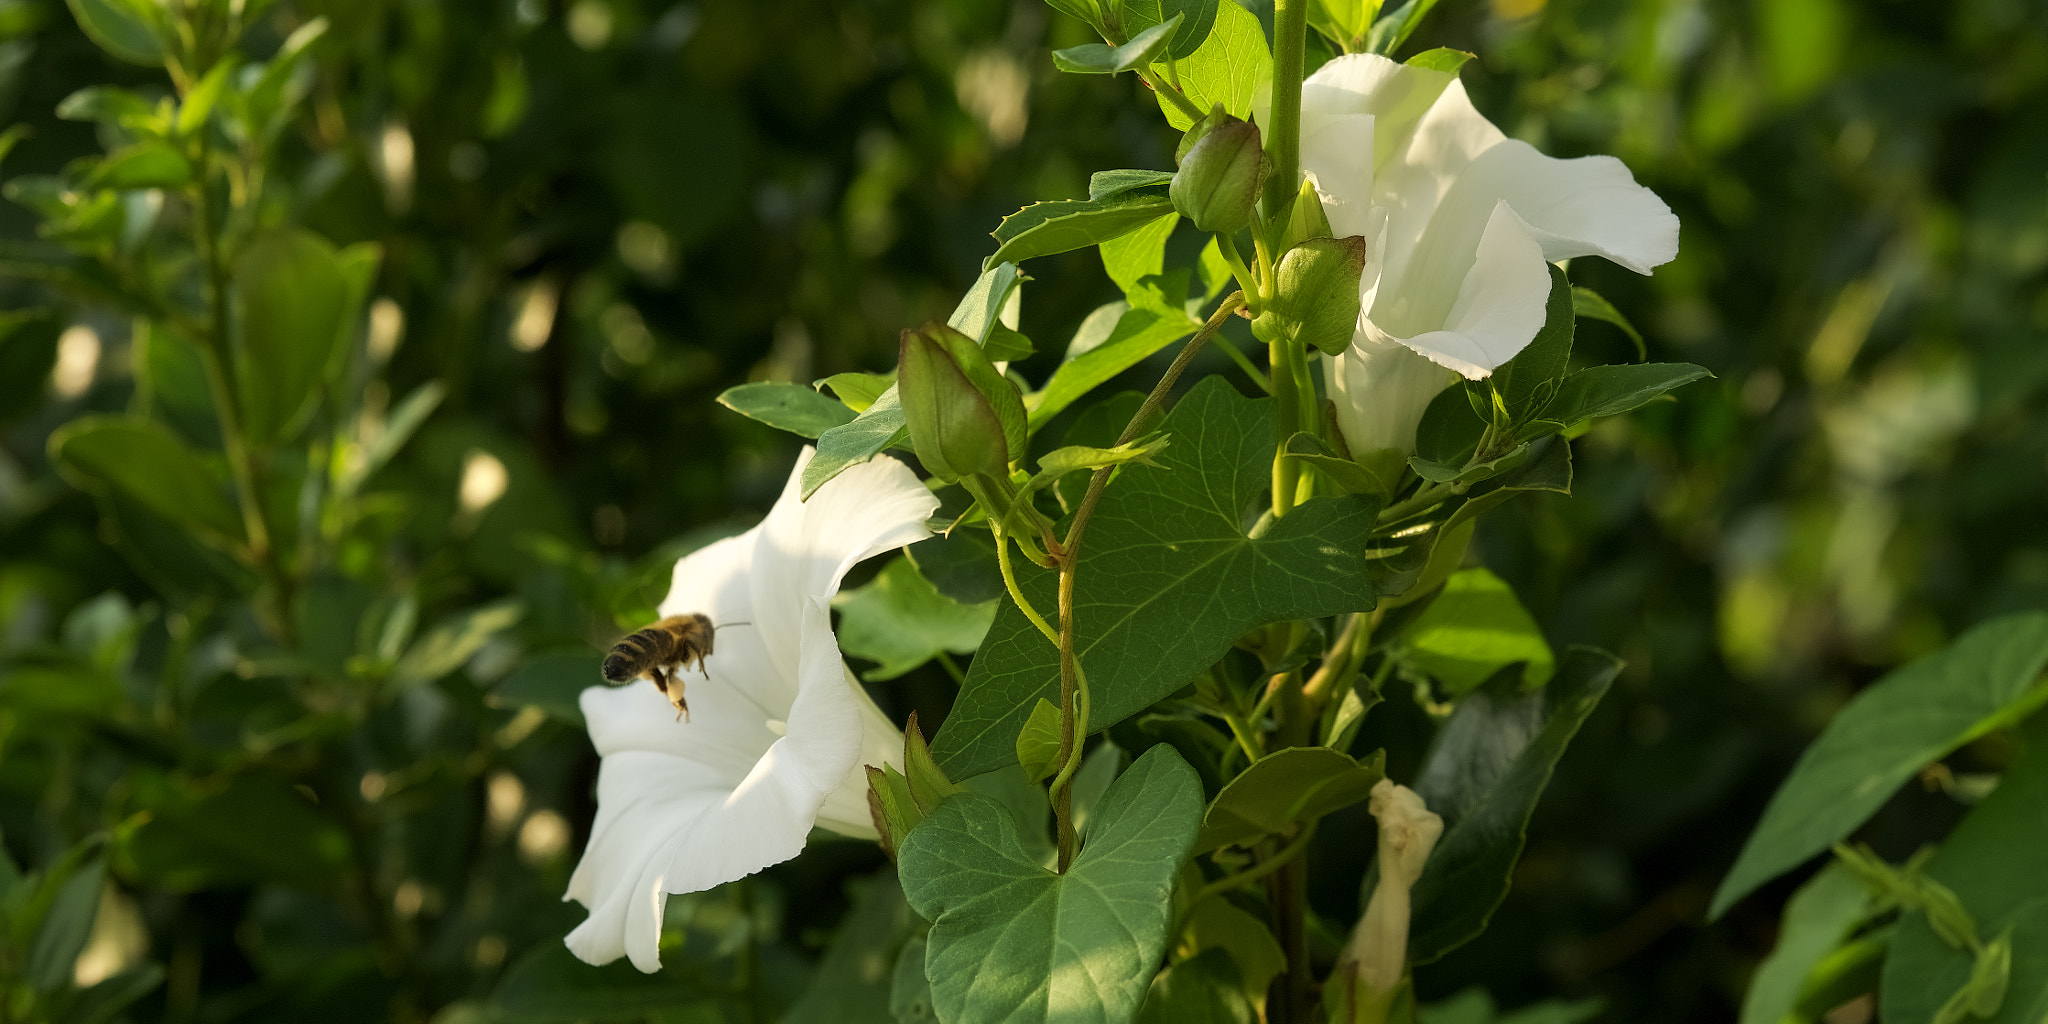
[1216,233,1264,310]
[994,524,1059,645]
[1265,0,1309,222]
[1138,66,1208,123]
[1269,339,1301,518]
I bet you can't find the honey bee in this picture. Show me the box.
[602,613,722,723]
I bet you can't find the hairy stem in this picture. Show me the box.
[994,523,1058,645]
[1138,66,1208,123]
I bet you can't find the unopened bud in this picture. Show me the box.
[1171,116,1264,235]
[1335,780,1443,1022]
[1255,235,1366,356]
[898,322,1026,482]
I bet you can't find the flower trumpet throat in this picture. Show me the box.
[1339,779,1444,1018]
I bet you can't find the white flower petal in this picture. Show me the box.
[1301,113,1376,237]
[1387,201,1550,379]
[1326,331,1460,454]
[1302,53,1468,170]
[1367,79,1506,290]
[748,449,938,692]
[1456,139,1679,273]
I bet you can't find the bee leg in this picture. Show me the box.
[650,666,671,696]
[672,690,691,724]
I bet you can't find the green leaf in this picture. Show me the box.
[1196,746,1386,852]
[937,378,1381,776]
[1418,989,1603,1024]
[80,143,192,189]
[1366,0,1443,56]
[26,856,104,991]
[1412,380,1487,469]
[803,264,1024,498]
[1052,13,1182,73]
[1392,568,1555,693]
[1738,862,1875,1024]
[1026,306,1198,432]
[717,381,857,438]
[1709,611,2048,919]
[898,744,1204,1024]
[835,557,997,681]
[988,193,1178,269]
[1282,431,1390,497]
[1025,435,1173,504]
[64,0,163,65]
[905,528,1004,605]
[490,650,595,726]
[1136,948,1257,1024]
[1570,286,1647,361]
[1177,895,1285,1006]
[1100,210,1179,295]
[1404,646,1620,963]
[177,59,239,136]
[68,966,167,1024]
[56,86,153,125]
[1491,265,1573,421]
[985,323,1036,361]
[780,873,920,1024]
[1121,0,1222,61]
[1309,0,1381,50]
[50,415,244,543]
[1152,0,1271,130]
[1539,363,1711,428]
[393,600,524,685]
[891,936,937,1023]
[1880,715,2048,1024]
[1403,46,1474,74]
[1089,169,1176,201]
[121,775,349,891]
[820,370,895,412]
[232,229,353,444]
[489,943,710,1022]
[1016,698,1064,782]
[1255,236,1366,355]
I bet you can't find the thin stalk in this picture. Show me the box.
[1209,327,1272,392]
[1138,66,1207,123]
[1216,233,1264,309]
[1300,612,1366,708]
[1190,821,1317,909]
[994,524,1058,645]
[1376,480,1463,526]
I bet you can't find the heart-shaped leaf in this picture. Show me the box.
[899,744,1203,1024]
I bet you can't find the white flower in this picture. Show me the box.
[563,449,938,972]
[1296,54,1679,454]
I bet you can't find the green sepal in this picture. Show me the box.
[1278,176,1334,252]
[905,711,963,816]
[1254,235,1366,355]
[867,764,921,861]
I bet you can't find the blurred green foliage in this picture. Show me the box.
[0,0,2042,1021]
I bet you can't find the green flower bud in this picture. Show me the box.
[1171,116,1264,235]
[897,321,1026,482]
